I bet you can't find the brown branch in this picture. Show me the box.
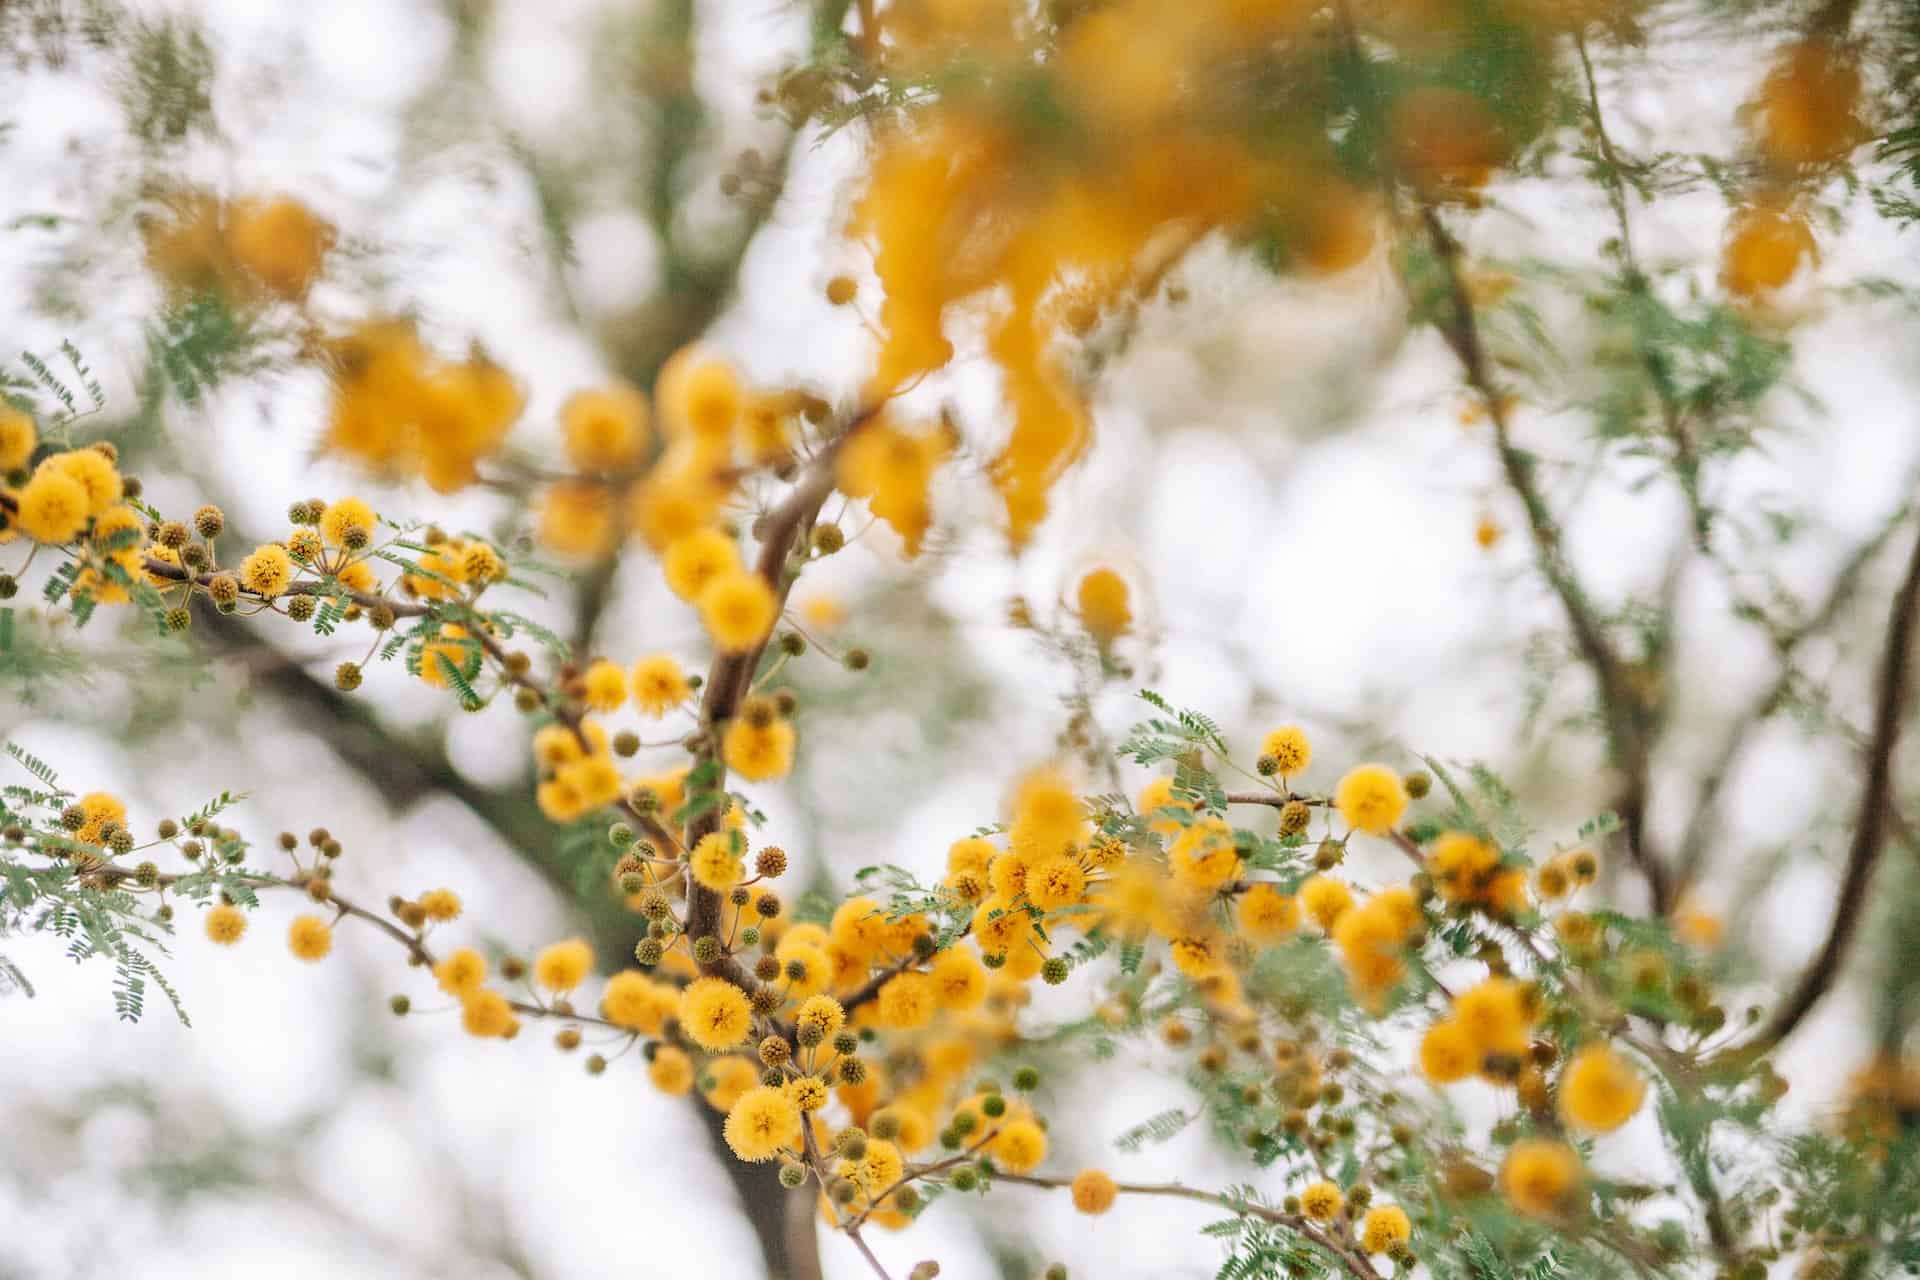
[1728,518,1920,1059]
[1417,203,1671,916]
[682,418,870,984]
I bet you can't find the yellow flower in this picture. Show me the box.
[689,832,746,892]
[698,569,777,654]
[581,659,627,712]
[0,406,36,472]
[835,417,950,558]
[1452,977,1536,1061]
[228,194,334,301]
[856,1136,906,1193]
[876,971,936,1030]
[664,526,742,602]
[533,937,594,991]
[991,1118,1048,1173]
[1261,725,1311,776]
[1074,567,1131,641]
[1168,817,1239,890]
[701,1055,760,1112]
[723,718,796,782]
[1237,883,1300,943]
[631,653,691,716]
[656,347,742,446]
[287,915,334,961]
[1500,1139,1583,1219]
[561,383,650,471]
[723,1084,801,1162]
[419,888,462,922]
[1360,1205,1411,1253]
[1299,874,1354,931]
[1026,853,1088,910]
[648,1044,695,1095]
[74,792,127,846]
[929,947,987,1011]
[603,971,678,1034]
[1137,774,1194,836]
[205,904,247,945]
[320,497,377,549]
[1419,1019,1479,1084]
[786,1076,829,1112]
[681,976,753,1049]
[460,988,518,1039]
[1335,763,1408,835]
[240,543,295,597]
[41,449,121,516]
[795,994,847,1043]
[434,947,488,996]
[1559,1044,1646,1133]
[538,480,616,559]
[1070,1168,1118,1215]
[14,468,89,543]
[1300,1180,1342,1222]
[1428,831,1501,905]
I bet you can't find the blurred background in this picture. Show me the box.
[3,1,1918,1277]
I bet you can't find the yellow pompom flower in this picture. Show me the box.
[1026,853,1088,910]
[1299,1180,1342,1222]
[991,1118,1048,1173]
[1261,726,1311,776]
[74,791,127,846]
[42,449,121,516]
[1299,874,1354,930]
[929,947,988,1011]
[603,971,678,1034]
[90,504,145,553]
[1419,1019,1479,1084]
[724,1084,802,1162]
[648,1044,695,1095]
[419,888,462,922]
[795,994,847,1043]
[1452,977,1536,1060]
[723,718,796,782]
[287,915,333,961]
[657,347,743,446]
[631,653,692,716]
[1238,883,1300,943]
[701,1056,760,1112]
[856,1137,906,1193]
[1428,831,1501,905]
[1559,1044,1647,1133]
[1075,567,1131,642]
[534,937,594,991]
[698,569,778,654]
[1500,1138,1584,1219]
[1168,817,1239,890]
[877,971,936,1030]
[581,658,627,712]
[228,194,334,301]
[0,406,36,472]
[561,383,650,471]
[1070,1168,1119,1215]
[786,1076,829,1112]
[460,988,518,1039]
[205,904,248,945]
[240,543,295,597]
[682,976,753,1049]
[320,497,376,548]
[434,947,488,996]
[1335,764,1408,836]
[664,526,742,602]
[14,468,90,543]
[1360,1205,1411,1254]
[689,832,746,892]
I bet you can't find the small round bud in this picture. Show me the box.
[750,986,782,1015]
[830,1178,858,1205]
[838,1056,868,1085]
[60,805,87,831]
[832,1031,859,1055]
[192,505,225,539]
[613,730,640,758]
[754,893,782,919]
[180,543,209,570]
[282,594,315,622]
[634,938,664,967]
[390,995,411,1016]
[1012,1065,1041,1091]
[981,1094,1007,1118]
[811,524,845,556]
[778,1163,808,1189]
[844,648,870,671]
[1255,753,1280,777]
[369,603,397,631]
[729,886,751,908]
[157,520,190,549]
[1041,956,1070,985]
[693,935,722,964]
[164,607,192,632]
[555,1027,582,1051]
[870,1112,901,1141]
[755,847,788,879]
[759,1035,792,1068]
[586,1054,607,1076]
[1278,800,1311,836]
[109,828,135,856]
[0,575,15,600]
[778,630,807,657]
[825,275,858,306]
[207,574,240,610]
[1314,839,1345,870]
[1404,770,1432,799]
[335,662,363,692]
[949,1167,978,1192]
